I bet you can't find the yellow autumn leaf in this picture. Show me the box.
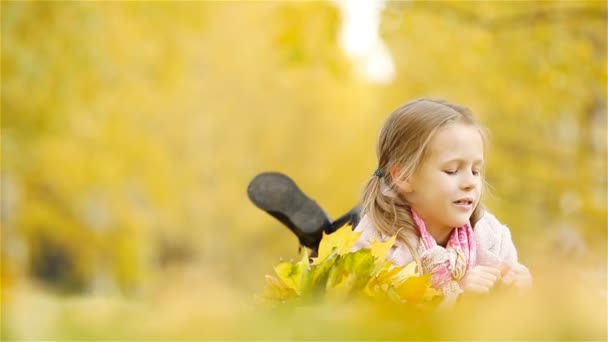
[308,253,337,290]
[273,251,310,295]
[261,275,297,302]
[315,225,362,263]
[393,273,434,304]
[369,234,397,264]
[391,261,419,286]
[364,262,402,297]
[325,273,357,300]
[325,249,374,290]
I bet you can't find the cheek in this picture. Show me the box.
[437,174,457,188]
[424,175,455,197]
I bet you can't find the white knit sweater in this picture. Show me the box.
[353,211,520,269]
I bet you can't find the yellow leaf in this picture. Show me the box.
[364,262,402,297]
[274,251,309,295]
[394,273,434,304]
[369,234,397,263]
[315,225,361,263]
[308,253,337,290]
[325,273,357,300]
[391,261,419,286]
[262,275,297,301]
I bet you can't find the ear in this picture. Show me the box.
[390,166,414,193]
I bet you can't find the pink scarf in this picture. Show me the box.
[412,209,477,297]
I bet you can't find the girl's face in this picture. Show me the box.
[398,123,484,237]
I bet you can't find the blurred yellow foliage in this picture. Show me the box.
[1,0,606,339]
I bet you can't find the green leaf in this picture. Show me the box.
[307,253,337,293]
[326,249,375,294]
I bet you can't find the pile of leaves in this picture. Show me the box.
[259,226,440,307]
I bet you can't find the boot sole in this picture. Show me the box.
[247,172,331,248]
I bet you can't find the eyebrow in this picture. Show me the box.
[441,159,485,165]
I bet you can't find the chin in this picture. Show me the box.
[450,216,471,228]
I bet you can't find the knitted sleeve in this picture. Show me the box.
[497,221,519,264]
[475,211,520,266]
[352,215,378,251]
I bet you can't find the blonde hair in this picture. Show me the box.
[361,98,487,264]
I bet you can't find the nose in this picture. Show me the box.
[460,173,477,191]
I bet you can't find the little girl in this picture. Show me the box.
[354,98,532,300]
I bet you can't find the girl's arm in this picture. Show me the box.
[497,222,519,264]
[475,211,519,265]
[475,212,532,289]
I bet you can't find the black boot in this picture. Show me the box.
[247,172,332,250]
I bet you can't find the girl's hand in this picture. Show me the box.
[500,263,532,289]
[459,265,501,293]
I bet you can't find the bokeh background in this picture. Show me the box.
[1,0,606,340]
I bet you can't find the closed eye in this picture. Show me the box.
[444,170,481,176]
